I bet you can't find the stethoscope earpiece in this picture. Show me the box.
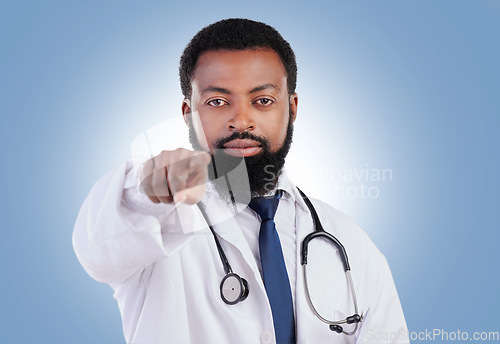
[220,273,249,305]
[330,325,343,333]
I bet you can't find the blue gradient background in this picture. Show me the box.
[1,1,499,343]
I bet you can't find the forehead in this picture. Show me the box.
[191,48,287,93]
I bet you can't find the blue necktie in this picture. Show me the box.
[249,191,296,344]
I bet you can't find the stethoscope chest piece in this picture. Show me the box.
[220,273,249,305]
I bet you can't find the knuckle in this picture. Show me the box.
[174,147,188,154]
[160,149,174,156]
[172,148,189,159]
[167,176,184,192]
[168,171,181,183]
[151,177,167,193]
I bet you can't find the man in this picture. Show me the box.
[73,18,408,344]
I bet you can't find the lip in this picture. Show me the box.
[223,139,263,157]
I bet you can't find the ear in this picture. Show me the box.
[289,93,298,123]
[181,98,191,126]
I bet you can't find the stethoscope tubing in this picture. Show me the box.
[303,265,360,335]
[196,202,233,275]
[297,188,362,335]
[196,188,362,335]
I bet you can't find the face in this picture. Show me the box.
[182,48,298,197]
[182,48,298,156]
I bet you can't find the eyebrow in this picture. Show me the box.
[201,86,231,95]
[249,84,281,94]
[201,83,281,96]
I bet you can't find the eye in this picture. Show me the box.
[254,98,274,106]
[207,99,228,107]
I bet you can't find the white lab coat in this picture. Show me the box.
[73,160,409,344]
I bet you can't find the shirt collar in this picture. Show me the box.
[202,168,310,214]
[275,169,310,214]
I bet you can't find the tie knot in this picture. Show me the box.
[248,190,282,221]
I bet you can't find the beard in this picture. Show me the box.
[187,108,294,203]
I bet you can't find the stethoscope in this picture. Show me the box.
[196,188,363,335]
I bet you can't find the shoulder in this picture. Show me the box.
[305,197,370,244]
[304,196,389,269]
[283,173,387,265]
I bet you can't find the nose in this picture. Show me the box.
[227,102,255,132]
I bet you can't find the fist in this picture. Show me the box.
[139,148,211,204]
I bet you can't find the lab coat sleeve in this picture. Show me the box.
[72,159,197,285]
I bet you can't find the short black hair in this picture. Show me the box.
[179,18,297,99]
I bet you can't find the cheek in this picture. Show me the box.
[189,111,212,150]
[194,112,229,152]
[199,117,222,145]
[268,116,290,151]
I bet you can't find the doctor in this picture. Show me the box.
[73,18,409,344]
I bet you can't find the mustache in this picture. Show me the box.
[213,131,270,151]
